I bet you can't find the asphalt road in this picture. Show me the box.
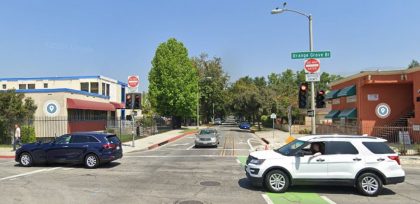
[0,125,419,204]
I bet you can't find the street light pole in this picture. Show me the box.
[309,15,316,134]
[197,81,200,129]
[271,5,316,134]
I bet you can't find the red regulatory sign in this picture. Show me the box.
[304,58,320,73]
[128,76,139,88]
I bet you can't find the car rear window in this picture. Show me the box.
[362,142,395,154]
[107,135,121,144]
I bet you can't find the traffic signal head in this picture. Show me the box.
[300,83,308,92]
[316,90,326,108]
[133,93,142,109]
[125,94,133,109]
[298,83,308,109]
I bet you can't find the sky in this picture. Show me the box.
[0,0,419,91]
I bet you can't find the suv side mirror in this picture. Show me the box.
[296,151,305,157]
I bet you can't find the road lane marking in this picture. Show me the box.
[232,133,235,156]
[0,167,61,181]
[321,196,336,204]
[169,143,190,147]
[236,159,241,164]
[261,194,274,204]
[124,155,236,158]
[186,144,195,150]
[247,138,256,151]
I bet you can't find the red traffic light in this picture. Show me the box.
[300,83,308,92]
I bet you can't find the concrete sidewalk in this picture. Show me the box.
[0,127,201,159]
[121,128,198,153]
[253,129,307,150]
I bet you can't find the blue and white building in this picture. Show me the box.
[0,75,127,137]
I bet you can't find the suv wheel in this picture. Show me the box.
[84,154,99,169]
[19,152,33,167]
[265,170,290,193]
[357,173,383,196]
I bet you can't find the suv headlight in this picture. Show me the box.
[249,158,265,165]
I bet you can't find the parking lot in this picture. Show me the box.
[0,125,420,204]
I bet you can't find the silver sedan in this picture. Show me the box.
[194,128,220,148]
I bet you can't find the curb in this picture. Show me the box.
[147,131,197,150]
[0,155,15,159]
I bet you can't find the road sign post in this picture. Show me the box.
[271,113,276,141]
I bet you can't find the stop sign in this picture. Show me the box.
[128,75,139,88]
[304,58,320,73]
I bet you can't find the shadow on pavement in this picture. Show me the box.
[229,129,251,133]
[14,161,121,169]
[238,177,396,196]
[237,178,266,192]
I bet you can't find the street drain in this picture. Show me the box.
[176,200,204,204]
[200,181,221,187]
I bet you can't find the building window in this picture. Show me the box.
[68,109,107,121]
[90,82,99,94]
[2,84,5,89]
[28,84,35,89]
[102,83,106,95]
[80,82,89,92]
[44,83,48,88]
[106,84,110,96]
[19,84,27,89]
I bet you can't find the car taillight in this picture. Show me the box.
[388,156,400,165]
[103,143,117,149]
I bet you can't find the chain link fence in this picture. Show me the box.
[317,124,420,155]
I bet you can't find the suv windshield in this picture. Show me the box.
[275,140,307,156]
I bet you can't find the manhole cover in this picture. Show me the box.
[176,200,204,204]
[200,181,221,186]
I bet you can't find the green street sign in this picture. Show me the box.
[291,51,331,59]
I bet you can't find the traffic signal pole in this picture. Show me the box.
[309,14,316,135]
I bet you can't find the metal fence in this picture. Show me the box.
[317,124,420,155]
[0,116,173,145]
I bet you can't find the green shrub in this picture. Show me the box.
[261,115,272,128]
[106,128,115,134]
[21,125,36,144]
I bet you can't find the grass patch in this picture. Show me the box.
[0,144,11,148]
[267,192,328,204]
[117,134,135,143]
[237,156,247,167]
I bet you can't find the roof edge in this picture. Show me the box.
[330,66,420,87]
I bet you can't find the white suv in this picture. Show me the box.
[245,135,405,196]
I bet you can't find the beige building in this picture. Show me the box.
[0,76,128,138]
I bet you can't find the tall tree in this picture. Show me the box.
[192,53,229,123]
[0,90,37,144]
[148,38,198,128]
[408,60,419,69]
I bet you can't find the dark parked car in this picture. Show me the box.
[239,122,251,129]
[15,132,123,168]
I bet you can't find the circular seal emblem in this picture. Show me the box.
[43,100,60,117]
[376,103,391,119]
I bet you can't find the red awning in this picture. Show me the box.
[67,98,116,111]
[110,102,125,109]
